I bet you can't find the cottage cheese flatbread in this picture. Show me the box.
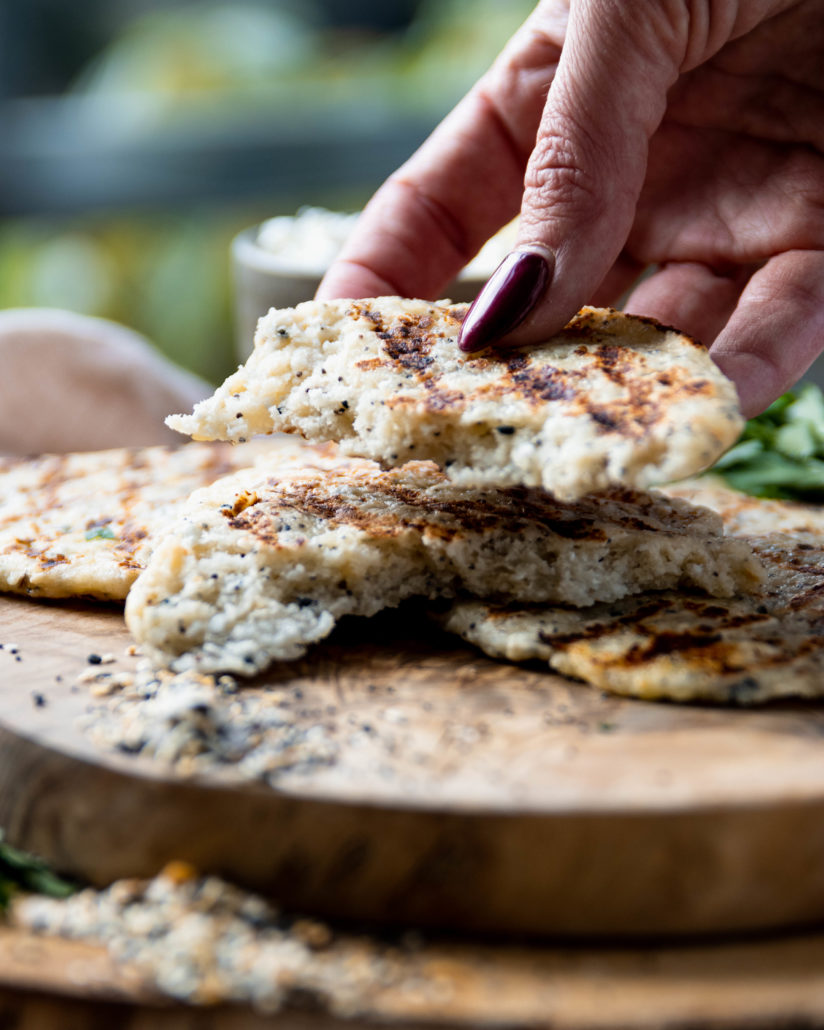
[0,438,326,601]
[439,490,824,704]
[166,299,742,501]
[663,477,824,537]
[125,459,763,675]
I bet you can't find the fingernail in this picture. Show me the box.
[458,248,552,353]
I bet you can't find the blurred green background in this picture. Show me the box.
[0,0,534,385]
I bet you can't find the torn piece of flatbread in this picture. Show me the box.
[125,459,763,675]
[663,477,824,537]
[166,299,742,501]
[0,437,332,601]
[438,521,824,705]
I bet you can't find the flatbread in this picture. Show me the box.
[439,488,824,704]
[166,299,742,501]
[0,438,326,601]
[125,459,763,675]
[664,477,824,537]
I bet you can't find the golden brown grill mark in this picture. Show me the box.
[608,634,824,673]
[511,546,824,672]
[530,593,776,652]
[224,472,692,548]
[115,525,148,549]
[623,630,725,663]
[506,361,580,402]
[419,382,466,412]
[378,318,435,374]
[352,304,464,381]
[23,545,70,569]
[37,554,69,569]
[221,491,260,519]
[345,303,712,429]
[789,582,824,609]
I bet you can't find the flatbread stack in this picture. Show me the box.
[124,460,761,675]
[132,298,768,692]
[6,297,824,704]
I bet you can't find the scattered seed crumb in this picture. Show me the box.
[31,692,47,708]
[89,678,122,698]
[76,668,106,686]
[87,654,102,665]
[12,867,439,1016]
[77,665,339,784]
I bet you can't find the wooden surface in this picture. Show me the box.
[6,923,824,1029]
[3,593,824,937]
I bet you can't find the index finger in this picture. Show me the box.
[316,7,566,302]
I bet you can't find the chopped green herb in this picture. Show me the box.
[708,384,824,501]
[0,833,77,912]
[85,526,115,540]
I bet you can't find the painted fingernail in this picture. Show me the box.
[458,248,552,353]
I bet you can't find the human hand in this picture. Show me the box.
[317,0,824,417]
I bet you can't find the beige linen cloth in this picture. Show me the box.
[0,309,210,455]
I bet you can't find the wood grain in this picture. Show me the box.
[3,592,824,937]
[6,924,824,1029]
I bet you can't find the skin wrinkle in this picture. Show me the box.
[553,9,675,141]
[474,85,535,176]
[681,0,738,69]
[629,129,823,263]
[526,2,571,49]
[668,67,824,146]
[524,131,606,224]
[608,0,687,86]
[486,20,561,122]
[715,157,786,248]
[751,255,824,315]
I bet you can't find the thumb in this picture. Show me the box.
[459,0,686,353]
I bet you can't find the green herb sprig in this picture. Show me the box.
[709,383,824,500]
[0,834,77,913]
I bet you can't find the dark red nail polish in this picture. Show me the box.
[458,249,552,353]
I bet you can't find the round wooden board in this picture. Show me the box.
[3,592,824,938]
